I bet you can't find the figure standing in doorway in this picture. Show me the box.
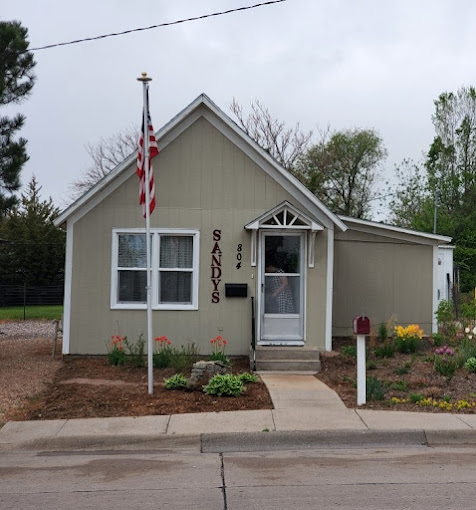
[265,260,295,314]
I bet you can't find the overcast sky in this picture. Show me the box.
[4,0,476,220]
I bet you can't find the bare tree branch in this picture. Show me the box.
[69,126,139,199]
[229,98,313,172]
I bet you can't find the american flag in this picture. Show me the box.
[137,101,159,217]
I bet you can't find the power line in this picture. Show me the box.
[22,1,287,53]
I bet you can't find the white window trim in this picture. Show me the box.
[111,228,200,310]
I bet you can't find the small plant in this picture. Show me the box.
[414,397,476,411]
[341,345,357,358]
[390,396,408,405]
[464,357,476,373]
[107,335,127,366]
[153,336,173,368]
[434,346,457,379]
[237,372,259,383]
[374,342,395,358]
[203,374,245,397]
[107,334,148,367]
[164,373,189,390]
[393,324,423,354]
[394,362,412,375]
[410,393,424,403]
[124,334,146,367]
[435,300,456,340]
[456,336,476,367]
[377,323,388,343]
[171,342,201,371]
[432,332,445,347]
[366,377,386,401]
[435,345,455,356]
[366,361,377,371]
[209,335,230,365]
[391,380,409,392]
[460,299,476,325]
[464,326,476,340]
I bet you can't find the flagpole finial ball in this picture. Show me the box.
[137,72,152,82]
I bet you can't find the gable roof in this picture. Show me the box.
[54,94,347,231]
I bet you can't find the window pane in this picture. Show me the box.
[160,236,193,268]
[160,272,192,303]
[118,234,146,268]
[118,270,146,302]
[265,274,299,314]
[265,235,301,273]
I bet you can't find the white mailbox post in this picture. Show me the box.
[353,316,370,406]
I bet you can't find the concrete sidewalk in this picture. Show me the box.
[2,373,476,450]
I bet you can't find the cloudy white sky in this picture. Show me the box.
[4,0,476,219]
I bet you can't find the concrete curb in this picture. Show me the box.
[0,434,201,452]
[425,429,476,445]
[3,428,476,453]
[201,429,428,452]
[201,428,476,452]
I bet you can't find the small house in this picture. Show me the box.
[55,94,451,368]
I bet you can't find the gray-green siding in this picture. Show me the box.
[68,116,329,355]
[333,229,434,336]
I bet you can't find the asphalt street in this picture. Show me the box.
[1,443,476,509]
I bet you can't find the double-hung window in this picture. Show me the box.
[111,229,199,310]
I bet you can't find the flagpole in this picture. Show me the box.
[137,72,154,395]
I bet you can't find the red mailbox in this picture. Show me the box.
[353,316,370,335]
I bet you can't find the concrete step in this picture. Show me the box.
[250,346,321,372]
[254,346,320,361]
[255,359,321,372]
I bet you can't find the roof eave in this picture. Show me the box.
[339,215,452,244]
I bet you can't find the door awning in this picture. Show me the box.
[244,201,324,267]
[245,201,324,232]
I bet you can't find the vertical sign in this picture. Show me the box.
[211,229,222,303]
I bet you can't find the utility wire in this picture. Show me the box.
[22,0,287,53]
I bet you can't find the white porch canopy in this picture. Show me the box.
[244,201,324,268]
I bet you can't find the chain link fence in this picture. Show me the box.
[0,283,64,308]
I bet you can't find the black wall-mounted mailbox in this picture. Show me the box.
[225,283,248,298]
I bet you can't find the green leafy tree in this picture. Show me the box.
[0,20,36,216]
[389,159,433,229]
[296,128,387,218]
[0,176,65,285]
[390,86,476,291]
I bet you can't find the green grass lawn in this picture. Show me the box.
[0,305,63,321]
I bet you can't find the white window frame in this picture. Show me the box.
[111,228,200,310]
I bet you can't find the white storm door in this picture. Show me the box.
[260,232,305,344]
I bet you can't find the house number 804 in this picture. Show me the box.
[236,244,242,269]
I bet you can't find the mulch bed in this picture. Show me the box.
[316,337,476,413]
[12,356,274,421]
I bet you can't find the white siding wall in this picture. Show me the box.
[437,246,454,302]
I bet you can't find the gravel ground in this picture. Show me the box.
[0,320,56,339]
[0,321,62,425]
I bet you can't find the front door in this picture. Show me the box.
[260,232,305,344]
